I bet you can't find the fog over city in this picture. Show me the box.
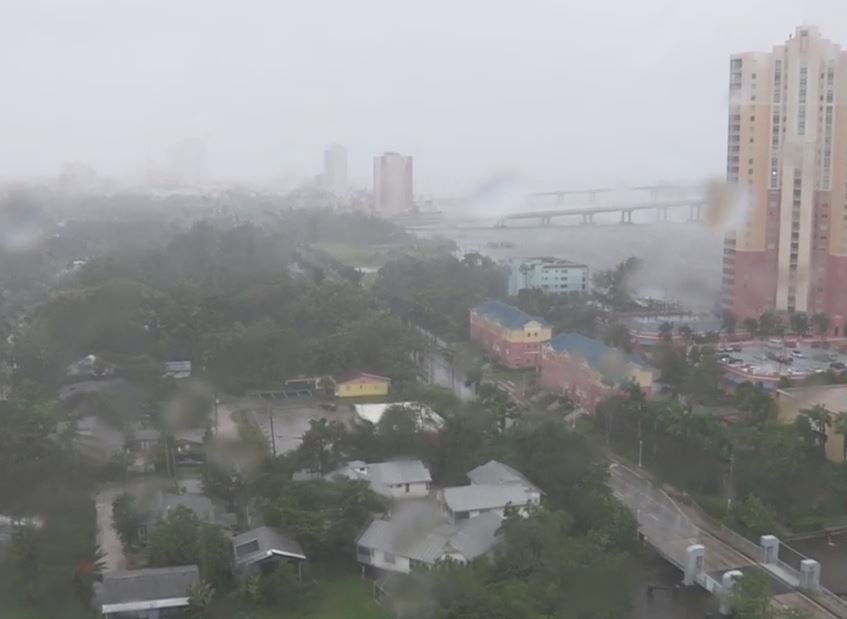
[9,3,847,619]
[2,0,847,193]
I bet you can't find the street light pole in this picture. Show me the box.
[727,452,735,511]
[638,438,643,468]
[268,408,277,457]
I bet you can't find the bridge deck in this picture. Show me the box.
[608,463,844,618]
[502,199,706,220]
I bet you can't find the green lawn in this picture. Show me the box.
[4,608,94,619]
[210,568,386,619]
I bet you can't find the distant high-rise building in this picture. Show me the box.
[373,152,413,213]
[723,26,847,336]
[323,144,348,196]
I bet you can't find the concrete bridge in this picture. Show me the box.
[494,199,706,227]
[609,463,847,617]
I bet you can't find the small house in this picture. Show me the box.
[97,565,199,618]
[335,373,391,398]
[66,354,116,379]
[128,428,162,451]
[466,460,543,499]
[173,427,207,464]
[353,402,444,432]
[161,361,192,380]
[440,484,538,522]
[356,499,503,575]
[331,460,432,499]
[232,526,306,579]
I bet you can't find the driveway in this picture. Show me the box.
[95,485,126,572]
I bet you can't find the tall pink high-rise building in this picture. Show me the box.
[373,152,413,213]
[723,26,847,336]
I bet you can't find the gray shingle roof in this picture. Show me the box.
[466,460,541,494]
[156,492,215,522]
[131,428,162,442]
[367,460,432,486]
[99,565,199,606]
[232,526,306,566]
[442,484,535,513]
[449,511,504,558]
[357,499,503,564]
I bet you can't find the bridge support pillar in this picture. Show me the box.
[759,534,779,564]
[626,210,633,223]
[718,570,744,616]
[662,206,669,221]
[581,213,594,225]
[800,559,821,592]
[689,203,703,222]
[683,544,704,586]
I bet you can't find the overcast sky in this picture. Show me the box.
[2,0,847,194]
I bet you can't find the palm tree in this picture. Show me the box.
[833,413,847,462]
[799,405,832,453]
[812,313,830,338]
[187,581,215,618]
[742,317,759,338]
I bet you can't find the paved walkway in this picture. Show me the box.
[94,485,126,572]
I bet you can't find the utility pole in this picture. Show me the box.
[268,408,277,457]
[637,407,644,468]
[214,396,219,435]
[726,452,735,511]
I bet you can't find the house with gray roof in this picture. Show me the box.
[440,484,538,521]
[331,459,432,499]
[356,499,503,574]
[232,526,306,579]
[466,460,543,497]
[97,565,198,618]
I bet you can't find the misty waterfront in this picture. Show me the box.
[412,217,724,310]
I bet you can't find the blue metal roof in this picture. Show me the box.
[547,333,647,372]
[473,300,548,329]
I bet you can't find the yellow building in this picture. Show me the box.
[335,373,391,398]
[776,385,847,463]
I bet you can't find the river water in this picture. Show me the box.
[412,216,724,310]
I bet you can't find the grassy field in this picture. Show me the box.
[4,608,94,619]
[210,568,386,619]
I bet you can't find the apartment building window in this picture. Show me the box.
[799,65,808,136]
[774,60,782,103]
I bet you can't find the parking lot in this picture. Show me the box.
[233,396,356,455]
[719,341,847,380]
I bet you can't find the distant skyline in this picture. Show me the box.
[2,1,847,194]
